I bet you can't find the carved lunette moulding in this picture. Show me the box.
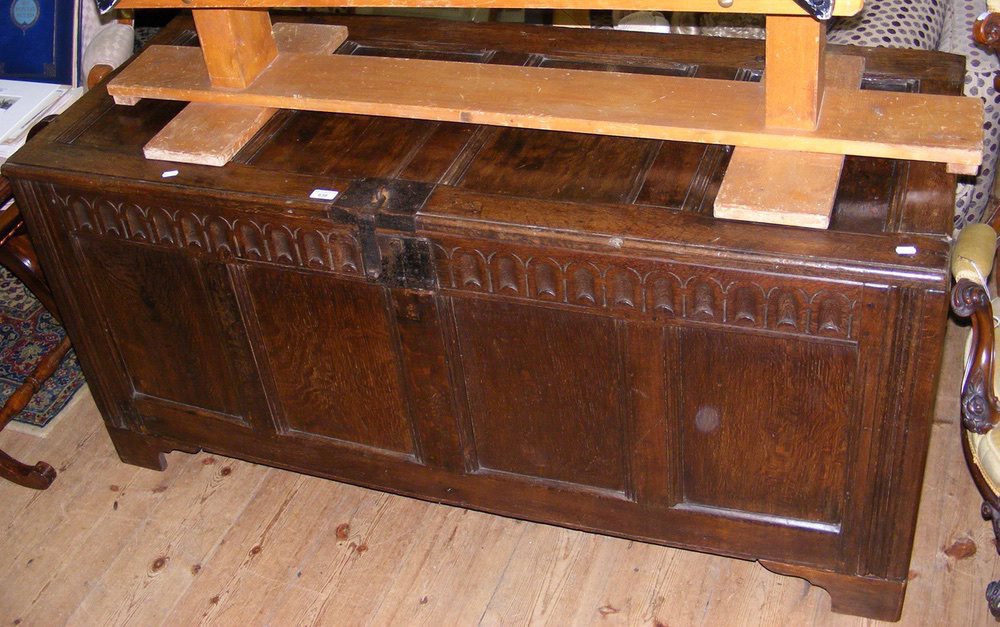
[50,190,859,341]
[52,191,365,279]
[432,239,860,341]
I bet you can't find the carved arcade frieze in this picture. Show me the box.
[432,239,859,340]
[48,189,859,341]
[51,190,366,279]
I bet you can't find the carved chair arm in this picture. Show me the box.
[955,279,1000,433]
[953,224,1000,434]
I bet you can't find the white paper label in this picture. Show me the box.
[310,189,339,201]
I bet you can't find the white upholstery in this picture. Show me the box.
[82,22,134,84]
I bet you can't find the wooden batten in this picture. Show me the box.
[107,40,984,171]
[114,0,865,17]
[713,148,847,228]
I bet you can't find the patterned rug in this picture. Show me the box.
[0,265,85,430]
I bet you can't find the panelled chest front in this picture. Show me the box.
[3,15,959,620]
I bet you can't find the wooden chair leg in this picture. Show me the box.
[0,335,72,490]
[0,448,56,490]
[0,231,59,321]
[0,120,72,490]
[981,502,1000,619]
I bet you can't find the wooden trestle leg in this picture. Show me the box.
[764,14,826,130]
[715,15,858,229]
[192,9,277,89]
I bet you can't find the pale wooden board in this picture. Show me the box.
[144,104,278,166]
[715,54,865,229]
[115,0,865,17]
[141,23,349,166]
[263,493,432,623]
[0,322,998,624]
[160,473,367,624]
[66,456,266,625]
[715,148,844,228]
[272,21,349,54]
[107,44,984,170]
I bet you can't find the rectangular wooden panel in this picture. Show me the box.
[452,298,628,493]
[714,147,845,228]
[78,237,247,419]
[245,113,440,176]
[244,266,415,454]
[457,127,658,204]
[677,328,857,525]
[106,45,983,170]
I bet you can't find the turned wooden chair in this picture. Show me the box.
[0,169,71,490]
[0,11,136,489]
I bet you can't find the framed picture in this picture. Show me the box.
[1,0,76,85]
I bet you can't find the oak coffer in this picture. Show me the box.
[2,15,959,621]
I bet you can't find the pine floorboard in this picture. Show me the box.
[0,318,997,625]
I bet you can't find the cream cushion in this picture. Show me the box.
[81,22,134,85]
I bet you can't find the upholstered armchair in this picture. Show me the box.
[952,223,1000,616]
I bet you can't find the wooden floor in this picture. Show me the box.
[0,319,997,625]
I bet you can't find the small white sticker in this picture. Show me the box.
[161,170,179,178]
[895,245,918,256]
[310,189,339,201]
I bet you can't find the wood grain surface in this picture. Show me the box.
[0,321,993,624]
[765,15,826,130]
[192,8,277,89]
[144,103,279,166]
